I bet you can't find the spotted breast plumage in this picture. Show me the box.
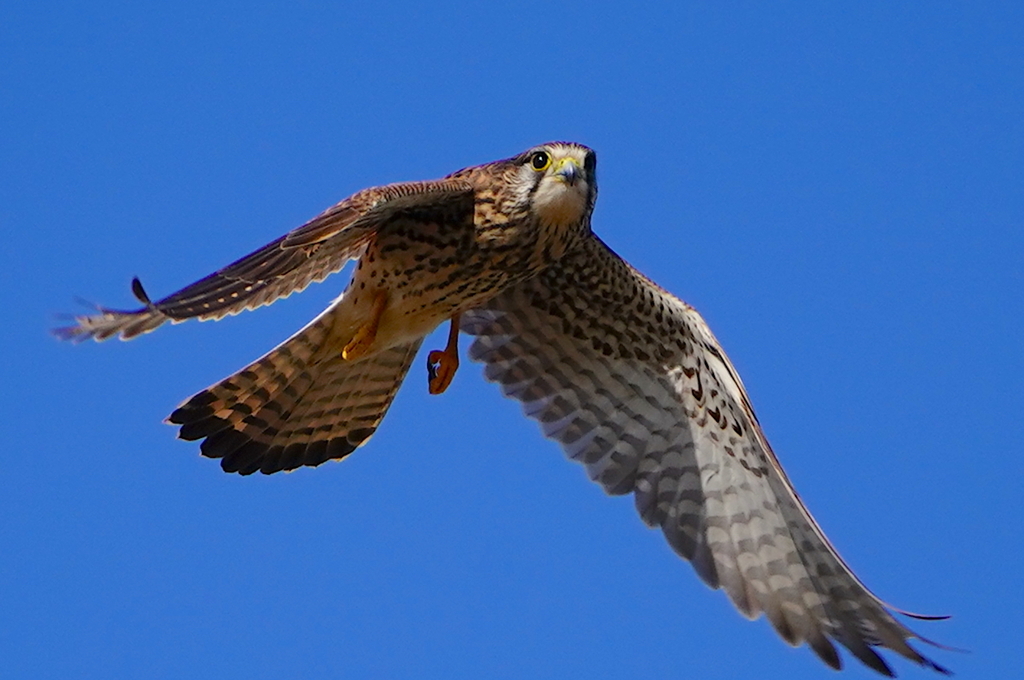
[56,142,948,675]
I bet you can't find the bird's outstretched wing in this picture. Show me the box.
[56,179,475,341]
[462,235,948,676]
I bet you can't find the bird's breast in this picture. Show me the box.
[337,218,539,353]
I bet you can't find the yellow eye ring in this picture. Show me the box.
[530,151,551,171]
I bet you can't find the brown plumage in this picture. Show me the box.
[57,142,949,675]
[58,143,596,471]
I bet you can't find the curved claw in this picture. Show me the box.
[427,348,459,395]
[342,291,387,360]
[426,313,461,395]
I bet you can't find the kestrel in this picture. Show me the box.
[57,142,948,675]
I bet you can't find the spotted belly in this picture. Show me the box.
[330,224,532,355]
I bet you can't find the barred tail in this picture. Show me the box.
[167,312,422,475]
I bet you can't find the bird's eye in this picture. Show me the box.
[530,151,551,171]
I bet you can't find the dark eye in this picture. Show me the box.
[584,151,597,174]
[530,151,551,171]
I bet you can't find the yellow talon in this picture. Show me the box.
[343,291,387,360]
[427,314,461,395]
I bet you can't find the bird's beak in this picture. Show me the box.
[553,157,581,186]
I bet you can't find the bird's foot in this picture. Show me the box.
[427,348,459,395]
[342,291,387,360]
[342,329,374,361]
[426,313,461,395]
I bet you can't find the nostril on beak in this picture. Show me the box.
[556,161,579,186]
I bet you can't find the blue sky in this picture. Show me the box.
[3,2,1022,678]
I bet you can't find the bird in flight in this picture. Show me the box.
[57,142,949,676]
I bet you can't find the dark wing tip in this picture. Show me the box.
[807,633,842,670]
[131,277,153,305]
[904,612,953,622]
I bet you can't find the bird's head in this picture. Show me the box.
[512,142,597,229]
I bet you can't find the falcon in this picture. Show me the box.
[57,142,948,675]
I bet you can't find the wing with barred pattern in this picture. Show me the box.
[56,179,474,341]
[462,235,947,677]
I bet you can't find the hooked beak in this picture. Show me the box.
[553,157,582,186]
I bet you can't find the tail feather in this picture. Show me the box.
[170,313,330,442]
[168,312,422,475]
